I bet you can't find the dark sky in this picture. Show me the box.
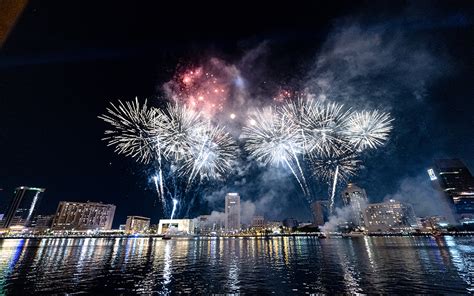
[0,1,473,226]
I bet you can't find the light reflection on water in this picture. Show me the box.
[0,236,472,294]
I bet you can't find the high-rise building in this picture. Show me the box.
[52,201,116,231]
[125,216,150,234]
[341,183,368,227]
[225,193,240,231]
[3,186,46,229]
[310,200,329,226]
[364,199,417,232]
[429,159,474,223]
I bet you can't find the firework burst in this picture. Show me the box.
[184,124,238,183]
[98,98,160,164]
[242,107,310,195]
[309,144,360,184]
[345,110,393,151]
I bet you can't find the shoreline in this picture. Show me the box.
[0,231,473,240]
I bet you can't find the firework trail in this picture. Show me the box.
[242,107,309,196]
[330,165,339,213]
[170,199,178,220]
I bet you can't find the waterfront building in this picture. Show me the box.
[52,201,116,231]
[252,215,265,227]
[31,214,55,232]
[341,183,368,227]
[125,216,150,234]
[225,193,241,231]
[364,199,417,232]
[310,200,329,226]
[194,214,225,234]
[429,158,474,223]
[157,219,194,234]
[283,218,298,228]
[3,186,46,229]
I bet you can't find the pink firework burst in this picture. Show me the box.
[163,58,242,119]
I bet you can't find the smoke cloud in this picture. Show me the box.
[384,173,456,222]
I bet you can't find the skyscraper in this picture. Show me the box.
[341,183,368,227]
[225,193,240,231]
[310,200,329,226]
[429,159,474,222]
[3,186,46,229]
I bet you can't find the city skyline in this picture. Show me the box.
[0,1,473,225]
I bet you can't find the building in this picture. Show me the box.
[364,199,417,232]
[52,201,116,231]
[225,193,240,231]
[310,200,329,226]
[341,183,368,227]
[125,216,150,234]
[283,218,298,228]
[194,214,225,234]
[2,186,46,229]
[251,215,265,228]
[31,214,55,232]
[157,219,194,234]
[429,159,474,222]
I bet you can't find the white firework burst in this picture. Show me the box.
[98,98,160,164]
[309,143,360,184]
[184,124,238,183]
[160,103,205,161]
[242,107,304,166]
[345,110,393,151]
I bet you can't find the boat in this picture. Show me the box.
[318,233,327,239]
[162,235,172,240]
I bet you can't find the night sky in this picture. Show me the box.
[0,1,473,226]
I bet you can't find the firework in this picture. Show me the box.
[242,107,309,195]
[163,58,243,118]
[184,124,238,184]
[170,198,178,220]
[310,144,360,213]
[300,101,351,155]
[99,98,160,164]
[345,110,393,151]
[309,144,360,184]
[159,103,204,161]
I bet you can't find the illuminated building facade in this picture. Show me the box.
[225,193,240,231]
[252,215,265,228]
[125,216,150,234]
[194,215,225,234]
[52,201,116,231]
[31,214,55,232]
[341,183,368,227]
[429,158,474,223]
[364,200,417,232]
[3,186,46,229]
[310,200,329,226]
[157,219,194,234]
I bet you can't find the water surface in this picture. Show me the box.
[0,236,472,294]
